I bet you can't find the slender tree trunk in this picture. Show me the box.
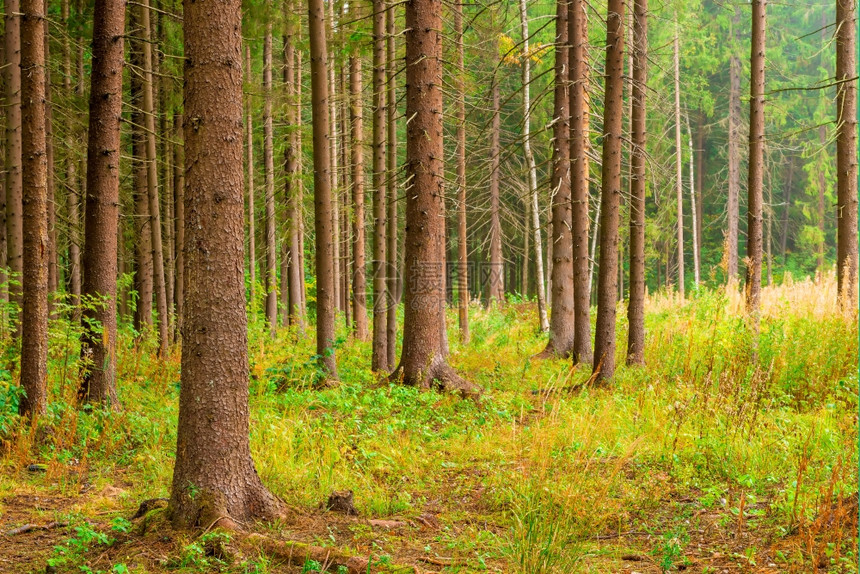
[245,45,256,306]
[836,0,858,303]
[626,0,647,366]
[173,114,184,339]
[68,164,82,314]
[5,0,22,315]
[141,0,168,356]
[44,25,57,305]
[487,78,505,305]
[745,0,765,325]
[169,0,283,525]
[297,49,307,316]
[263,22,278,337]
[687,112,700,288]
[79,0,124,407]
[673,18,685,298]
[371,0,388,368]
[695,113,704,261]
[519,0,548,332]
[781,157,793,262]
[349,54,368,340]
[569,0,592,364]
[454,0,469,342]
[385,2,398,369]
[540,0,573,358]
[131,10,151,333]
[309,0,338,378]
[393,0,477,397]
[592,0,625,383]
[283,3,303,328]
[522,202,529,296]
[727,6,741,281]
[328,8,341,319]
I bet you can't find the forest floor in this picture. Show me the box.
[0,274,857,573]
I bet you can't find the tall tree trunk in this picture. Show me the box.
[454,0,469,342]
[309,0,338,378]
[350,54,368,340]
[695,113,704,262]
[487,78,505,305]
[131,12,152,332]
[19,0,48,417]
[173,114,184,339]
[673,18,685,298]
[569,0,592,364]
[263,22,278,337]
[328,8,341,319]
[371,0,388,369]
[385,1,398,369]
[626,0,647,366]
[687,112,699,288]
[5,0,22,316]
[519,0,548,332]
[727,6,741,281]
[540,0,573,358]
[592,0,625,383]
[141,0,168,356]
[79,0,124,407]
[745,0,765,325]
[44,25,57,305]
[836,0,858,303]
[245,45,256,306]
[297,48,307,315]
[817,124,827,273]
[170,0,283,525]
[393,0,477,397]
[781,156,793,263]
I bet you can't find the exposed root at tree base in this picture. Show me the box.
[389,360,482,400]
[533,343,572,360]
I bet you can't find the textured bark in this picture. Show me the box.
[282,4,303,328]
[328,9,341,318]
[745,0,765,326]
[673,19,685,298]
[695,114,704,263]
[454,0,468,342]
[263,22,278,337]
[687,114,699,288]
[338,61,351,325]
[370,0,388,369]
[519,0,548,333]
[727,6,740,281]
[836,0,858,304]
[540,0,573,358]
[173,115,184,339]
[78,0,124,407]
[385,3,398,369]
[19,0,48,417]
[170,0,283,527]
[5,0,22,314]
[626,0,648,367]
[309,0,338,379]
[568,0,592,364]
[44,26,57,302]
[141,0,168,356]
[592,0,625,383]
[487,78,504,305]
[245,45,256,305]
[392,0,478,397]
[349,55,368,340]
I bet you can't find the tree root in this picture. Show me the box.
[390,359,482,400]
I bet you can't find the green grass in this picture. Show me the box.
[0,275,856,572]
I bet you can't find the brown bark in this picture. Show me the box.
[371,0,388,369]
[263,21,278,337]
[673,18,685,298]
[385,2,398,369]
[169,0,283,527]
[727,6,741,281]
[626,0,647,366]
[592,0,625,383]
[745,0,765,324]
[78,0,124,407]
[173,115,184,339]
[540,0,573,358]
[19,0,48,417]
[487,78,504,305]
[140,0,168,356]
[392,0,478,397]
[350,55,368,340]
[245,45,256,306]
[836,0,858,303]
[5,0,22,315]
[309,0,338,379]
[569,0,592,364]
[454,0,468,342]
[328,8,341,319]
[44,25,57,303]
[131,17,152,332]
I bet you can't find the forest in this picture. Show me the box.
[0,0,857,569]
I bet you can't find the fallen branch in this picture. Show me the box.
[4,521,69,536]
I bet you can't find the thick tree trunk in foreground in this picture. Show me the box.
[350,55,368,341]
[626,0,647,366]
[170,0,283,527]
[385,3,398,369]
[836,0,858,304]
[540,0,573,358]
[454,0,469,343]
[745,0,765,325]
[727,6,741,281]
[487,78,504,305]
[19,0,48,417]
[592,0,625,383]
[5,0,23,314]
[309,0,338,379]
[393,0,478,397]
[263,23,278,337]
[371,0,388,369]
[569,0,592,364]
[78,0,124,407]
